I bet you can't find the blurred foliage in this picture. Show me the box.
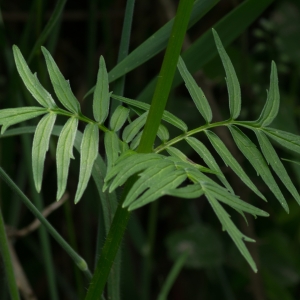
[0,0,300,299]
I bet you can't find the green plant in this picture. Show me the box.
[2,0,299,299]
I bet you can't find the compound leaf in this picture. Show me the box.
[212,29,241,119]
[257,61,279,126]
[157,124,169,142]
[0,107,48,134]
[256,130,300,205]
[93,56,110,123]
[32,113,56,192]
[13,45,57,109]
[41,46,81,114]
[177,56,212,123]
[75,123,99,203]
[110,106,130,132]
[56,117,78,200]
[186,137,234,193]
[205,130,266,201]
[229,125,288,212]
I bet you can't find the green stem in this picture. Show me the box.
[0,167,92,280]
[0,207,20,300]
[85,0,194,298]
[157,252,189,300]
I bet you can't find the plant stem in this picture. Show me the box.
[0,167,92,280]
[84,0,194,298]
[0,207,20,300]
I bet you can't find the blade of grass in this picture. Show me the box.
[27,0,67,63]
[85,0,195,298]
[157,251,189,300]
[0,207,20,300]
[0,166,92,280]
[84,0,218,99]
[138,0,274,102]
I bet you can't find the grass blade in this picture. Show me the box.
[205,130,266,201]
[93,56,110,123]
[56,117,78,200]
[41,47,81,114]
[84,0,219,98]
[229,125,288,212]
[75,123,99,203]
[212,29,241,119]
[177,56,212,123]
[13,45,57,108]
[0,107,47,134]
[256,130,300,205]
[32,113,56,192]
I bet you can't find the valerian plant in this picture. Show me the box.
[1,28,300,293]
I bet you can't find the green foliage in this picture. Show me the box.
[1,29,299,277]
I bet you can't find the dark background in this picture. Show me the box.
[1,0,300,299]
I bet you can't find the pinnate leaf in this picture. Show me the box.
[110,106,130,132]
[93,56,110,123]
[75,123,99,203]
[32,113,56,192]
[229,125,288,212]
[205,130,266,201]
[13,45,57,108]
[104,131,120,174]
[41,47,80,114]
[185,137,233,193]
[257,61,279,126]
[157,124,169,142]
[111,94,188,132]
[256,130,300,205]
[56,117,78,200]
[206,193,257,272]
[0,107,47,134]
[212,29,241,119]
[177,56,212,123]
